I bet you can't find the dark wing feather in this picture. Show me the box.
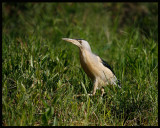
[117,80,121,87]
[74,39,83,40]
[100,58,115,75]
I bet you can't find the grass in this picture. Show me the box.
[2,3,158,126]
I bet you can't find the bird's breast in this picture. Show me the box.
[79,49,100,81]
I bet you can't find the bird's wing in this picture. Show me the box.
[96,55,121,87]
[98,57,115,75]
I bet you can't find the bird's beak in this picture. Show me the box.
[62,38,81,47]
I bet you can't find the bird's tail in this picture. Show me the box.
[117,80,121,88]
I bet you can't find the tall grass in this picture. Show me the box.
[2,3,158,126]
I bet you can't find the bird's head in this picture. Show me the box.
[62,38,91,52]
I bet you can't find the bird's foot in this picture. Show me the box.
[73,93,95,98]
[88,93,94,96]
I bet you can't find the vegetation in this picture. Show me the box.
[2,3,158,126]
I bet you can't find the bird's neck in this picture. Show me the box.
[80,47,92,53]
[79,48,92,60]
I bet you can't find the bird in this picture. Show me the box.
[62,38,121,96]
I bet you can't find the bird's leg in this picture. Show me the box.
[73,80,98,97]
[86,79,98,96]
[101,88,105,97]
[92,79,98,96]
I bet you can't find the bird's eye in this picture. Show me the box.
[79,40,82,44]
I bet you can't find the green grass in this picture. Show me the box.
[2,3,158,126]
